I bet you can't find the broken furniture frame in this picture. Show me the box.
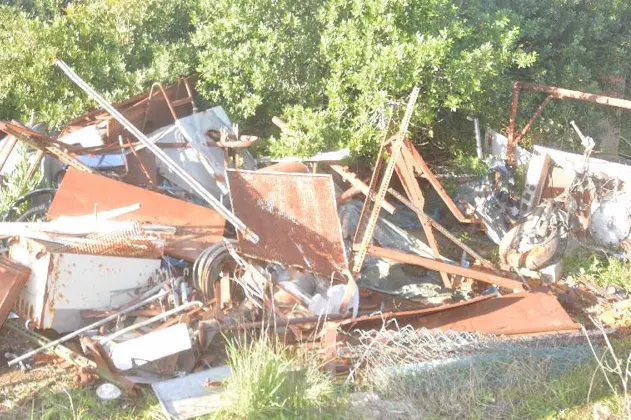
[506,81,631,165]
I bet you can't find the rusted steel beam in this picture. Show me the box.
[352,88,420,275]
[513,95,553,145]
[330,165,397,214]
[0,122,95,174]
[25,150,44,181]
[361,245,524,291]
[507,81,631,164]
[392,148,451,288]
[403,140,475,224]
[520,82,631,108]
[0,135,18,173]
[0,256,30,328]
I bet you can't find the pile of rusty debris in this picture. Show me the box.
[1,60,630,417]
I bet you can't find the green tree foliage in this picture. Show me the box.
[487,0,631,149]
[0,0,197,129]
[0,0,629,159]
[194,0,536,157]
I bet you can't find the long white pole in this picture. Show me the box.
[54,59,258,244]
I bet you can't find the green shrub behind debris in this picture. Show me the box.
[0,145,40,217]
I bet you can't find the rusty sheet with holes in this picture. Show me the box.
[227,170,348,276]
[47,168,225,262]
[0,256,30,328]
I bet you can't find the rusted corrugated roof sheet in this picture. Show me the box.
[47,168,225,262]
[0,256,30,328]
[227,170,348,275]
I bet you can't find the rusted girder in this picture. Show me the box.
[361,244,524,291]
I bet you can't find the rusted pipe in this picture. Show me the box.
[361,245,524,291]
[513,95,553,145]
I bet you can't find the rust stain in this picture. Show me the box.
[227,170,348,275]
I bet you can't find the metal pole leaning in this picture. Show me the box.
[8,290,168,367]
[54,59,258,244]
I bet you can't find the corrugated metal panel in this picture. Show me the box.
[227,170,348,275]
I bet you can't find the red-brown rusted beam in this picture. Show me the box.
[513,95,553,145]
[507,81,631,165]
[392,147,451,288]
[404,140,475,224]
[520,82,631,108]
[361,244,524,291]
[330,165,397,214]
[0,135,18,173]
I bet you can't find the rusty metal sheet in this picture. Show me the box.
[0,256,30,328]
[227,169,348,275]
[415,289,580,335]
[47,168,226,262]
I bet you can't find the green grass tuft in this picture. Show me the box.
[212,334,338,419]
[0,145,40,217]
[564,248,631,291]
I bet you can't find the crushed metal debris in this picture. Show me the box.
[1,64,630,419]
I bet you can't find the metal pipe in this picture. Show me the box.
[520,82,631,109]
[99,300,203,344]
[474,117,483,160]
[513,95,553,145]
[8,290,168,367]
[54,59,258,244]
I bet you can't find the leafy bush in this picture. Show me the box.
[194,0,536,158]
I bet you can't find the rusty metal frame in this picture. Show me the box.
[391,143,451,288]
[402,140,475,224]
[0,135,18,173]
[507,81,631,165]
[0,121,95,173]
[352,87,420,275]
[330,165,396,214]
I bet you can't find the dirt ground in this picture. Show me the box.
[0,324,76,416]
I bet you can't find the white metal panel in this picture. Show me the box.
[110,323,192,371]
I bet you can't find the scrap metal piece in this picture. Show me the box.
[362,245,524,291]
[9,236,162,331]
[391,144,450,288]
[47,168,225,262]
[416,289,580,335]
[226,169,348,276]
[54,59,258,244]
[330,165,397,214]
[507,81,631,165]
[0,121,95,173]
[352,88,420,275]
[0,256,30,328]
[7,289,168,368]
[589,191,631,248]
[109,323,192,371]
[152,366,231,420]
